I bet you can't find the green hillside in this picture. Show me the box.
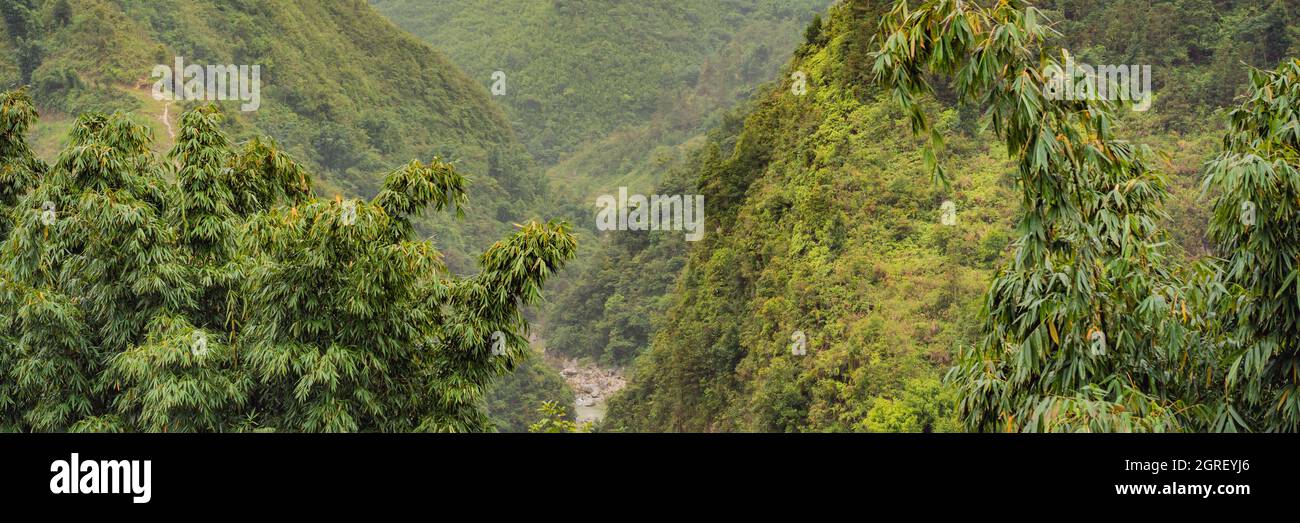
[371,1,863,373]
[370,0,829,168]
[605,0,1012,431]
[602,0,1297,432]
[542,0,1298,370]
[2,0,565,271]
[6,0,1298,434]
[368,2,851,428]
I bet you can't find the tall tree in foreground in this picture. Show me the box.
[0,89,44,430]
[100,109,308,432]
[0,95,577,432]
[1206,59,1300,432]
[4,110,191,432]
[873,0,1215,431]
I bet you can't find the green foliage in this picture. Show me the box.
[874,0,1216,432]
[606,1,1002,432]
[50,0,71,28]
[1037,0,1297,130]
[527,400,590,433]
[0,93,576,432]
[870,1,1300,433]
[602,0,1298,433]
[0,0,43,84]
[545,159,696,365]
[1204,59,1300,431]
[863,377,960,433]
[4,0,1297,435]
[0,89,43,236]
[487,356,575,433]
[389,1,840,370]
[803,14,826,47]
[371,0,830,166]
[6,0,555,275]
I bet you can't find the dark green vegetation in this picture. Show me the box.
[878,0,1210,432]
[0,90,576,431]
[528,400,591,433]
[886,0,1299,432]
[371,1,840,421]
[601,0,1300,432]
[1201,60,1300,431]
[544,165,696,366]
[1040,0,1298,130]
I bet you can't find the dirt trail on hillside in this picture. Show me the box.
[160,100,175,140]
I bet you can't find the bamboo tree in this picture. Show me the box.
[424,219,577,431]
[0,89,44,430]
[1205,59,1300,432]
[238,155,576,432]
[0,96,576,432]
[1,111,193,431]
[104,108,253,432]
[873,0,1214,431]
[106,112,326,432]
[0,89,44,240]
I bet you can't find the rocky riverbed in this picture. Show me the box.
[550,357,626,424]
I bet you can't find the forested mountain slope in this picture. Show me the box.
[603,0,1298,432]
[1042,0,1297,129]
[606,0,1016,431]
[1,0,559,271]
[372,0,840,372]
[370,0,829,167]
